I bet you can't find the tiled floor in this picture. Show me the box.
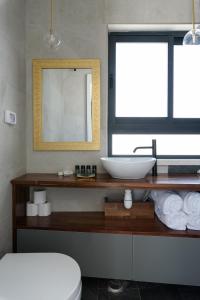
[81,277,200,300]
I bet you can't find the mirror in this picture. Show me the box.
[33,59,100,150]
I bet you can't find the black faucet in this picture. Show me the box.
[133,139,157,176]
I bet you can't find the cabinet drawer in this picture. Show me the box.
[17,229,133,280]
[133,236,200,286]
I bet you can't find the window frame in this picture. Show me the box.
[108,31,200,158]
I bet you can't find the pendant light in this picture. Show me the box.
[44,0,62,49]
[183,0,200,45]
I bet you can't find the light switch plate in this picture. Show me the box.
[4,110,17,125]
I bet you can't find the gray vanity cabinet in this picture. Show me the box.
[133,236,200,286]
[17,229,133,280]
[12,174,200,286]
[17,230,200,285]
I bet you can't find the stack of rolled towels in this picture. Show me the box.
[26,189,51,217]
[150,190,200,230]
[179,191,200,230]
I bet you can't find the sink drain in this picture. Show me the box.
[107,280,127,294]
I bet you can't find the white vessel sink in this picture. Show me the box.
[100,157,156,179]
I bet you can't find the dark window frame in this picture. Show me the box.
[108,31,200,158]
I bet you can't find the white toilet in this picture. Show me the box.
[0,253,82,300]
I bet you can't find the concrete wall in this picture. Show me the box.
[0,0,26,256]
[25,0,192,211]
[0,0,195,256]
[105,0,191,23]
[26,0,107,174]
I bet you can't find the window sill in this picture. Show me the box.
[157,159,200,174]
[158,159,200,166]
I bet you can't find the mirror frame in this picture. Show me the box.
[33,59,100,150]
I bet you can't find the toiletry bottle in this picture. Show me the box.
[92,165,97,176]
[81,165,85,176]
[124,189,133,209]
[86,165,91,176]
[75,165,80,177]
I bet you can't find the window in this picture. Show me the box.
[108,32,200,158]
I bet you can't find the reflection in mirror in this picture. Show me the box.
[33,59,100,151]
[43,69,92,142]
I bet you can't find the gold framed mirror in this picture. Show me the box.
[33,59,100,150]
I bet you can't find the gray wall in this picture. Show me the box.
[0,0,195,256]
[26,0,192,173]
[0,0,26,256]
[26,0,107,174]
[25,0,193,212]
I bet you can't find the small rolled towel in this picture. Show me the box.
[178,191,200,216]
[187,215,200,230]
[150,190,183,215]
[155,207,187,230]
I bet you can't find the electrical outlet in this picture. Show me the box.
[4,110,17,125]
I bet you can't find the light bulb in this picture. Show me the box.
[183,28,200,45]
[44,30,62,50]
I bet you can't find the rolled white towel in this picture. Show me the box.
[187,215,200,230]
[178,191,200,216]
[150,190,183,215]
[155,207,187,230]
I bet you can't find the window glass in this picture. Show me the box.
[116,42,168,117]
[173,45,200,118]
[112,134,200,156]
[109,33,200,158]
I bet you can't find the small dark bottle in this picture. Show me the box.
[75,165,80,176]
[81,165,86,176]
[92,165,97,176]
[86,165,91,176]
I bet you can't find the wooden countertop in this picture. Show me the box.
[12,174,200,238]
[11,173,200,190]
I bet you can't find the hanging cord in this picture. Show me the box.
[191,0,196,43]
[192,0,195,31]
[50,0,53,34]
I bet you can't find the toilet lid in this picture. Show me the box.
[0,253,81,300]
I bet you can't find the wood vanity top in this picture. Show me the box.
[11,173,200,190]
[12,173,200,243]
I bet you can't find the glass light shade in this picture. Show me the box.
[183,28,200,45]
[44,31,62,49]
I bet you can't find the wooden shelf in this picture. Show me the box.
[12,173,200,252]
[11,173,200,190]
[12,173,200,285]
[16,212,200,238]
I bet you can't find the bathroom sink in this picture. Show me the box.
[100,157,156,179]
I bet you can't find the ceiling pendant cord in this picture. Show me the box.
[192,0,196,42]
[50,0,53,35]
